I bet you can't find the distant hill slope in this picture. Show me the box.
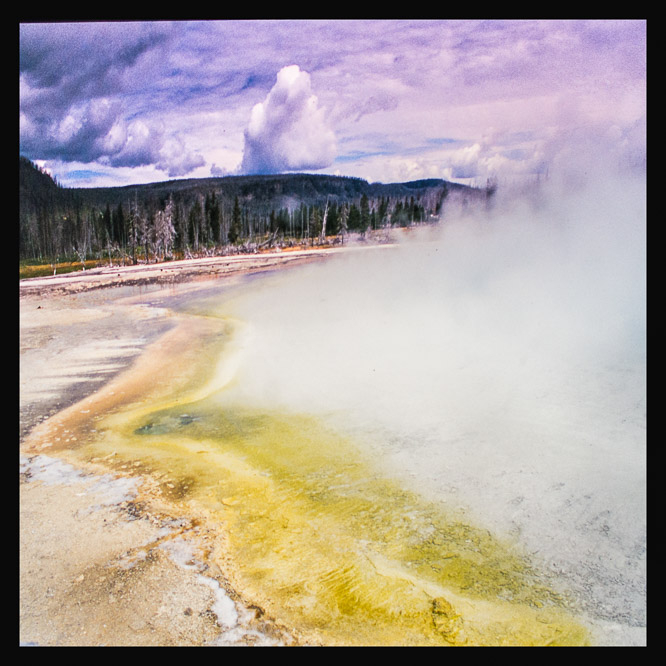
[66,171,475,210]
[20,155,479,209]
[19,156,486,262]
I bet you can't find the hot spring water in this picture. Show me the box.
[50,174,645,645]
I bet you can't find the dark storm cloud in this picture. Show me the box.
[20,23,172,111]
[19,22,205,173]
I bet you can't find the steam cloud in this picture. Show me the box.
[241,65,336,174]
[219,159,646,640]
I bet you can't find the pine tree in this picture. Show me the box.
[229,196,241,245]
[113,203,125,246]
[310,205,322,244]
[188,198,204,252]
[360,193,370,232]
[327,202,339,236]
[378,196,389,228]
[348,203,361,230]
[206,191,221,244]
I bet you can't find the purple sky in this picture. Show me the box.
[19,20,646,188]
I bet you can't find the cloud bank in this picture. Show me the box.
[19,20,645,187]
[240,65,336,174]
[19,95,205,178]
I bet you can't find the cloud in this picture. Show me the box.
[19,22,173,113]
[20,97,125,162]
[156,136,206,177]
[19,22,205,179]
[19,21,645,187]
[106,118,162,168]
[240,65,337,174]
[20,95,205,177]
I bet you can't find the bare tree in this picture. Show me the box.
[338,202,348,245]
[127,194,144,265]
[74,218,91,270]
[155,195,176,261]
[136,204,151,263]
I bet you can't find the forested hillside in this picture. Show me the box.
[19,155,485,268]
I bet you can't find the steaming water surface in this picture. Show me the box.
[58,176,644,645]
[192,177,645,643]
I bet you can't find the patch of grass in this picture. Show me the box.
[19,259,100,279]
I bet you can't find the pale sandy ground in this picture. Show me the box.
[19,251,334,647]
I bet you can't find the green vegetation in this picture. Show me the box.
[19,156,483,272]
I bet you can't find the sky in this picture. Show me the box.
[19,19,646,189]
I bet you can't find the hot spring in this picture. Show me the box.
[48,172,645,646]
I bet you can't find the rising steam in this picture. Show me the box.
[218,160,646,638]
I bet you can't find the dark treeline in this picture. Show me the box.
[19,156,483,267]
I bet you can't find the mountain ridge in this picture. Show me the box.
[19,155,487,263]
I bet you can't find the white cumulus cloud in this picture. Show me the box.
[240,65,336,174]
